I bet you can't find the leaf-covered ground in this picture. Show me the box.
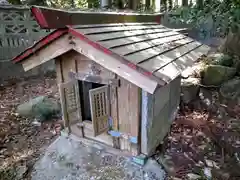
[1,75,240,180]
[0,76,62,180]
[160,90,240,180]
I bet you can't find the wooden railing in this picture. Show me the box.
[0,5,49,61]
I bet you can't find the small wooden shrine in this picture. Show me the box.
[12,6,209,156]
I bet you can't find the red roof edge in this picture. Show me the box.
[31,6,49,29]
[30,6,163,29]
[155,13,162,24]
[68,27,155,79]
[12,28,68,63]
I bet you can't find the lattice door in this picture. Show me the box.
[59,80,82,133]
[89,85,109,136]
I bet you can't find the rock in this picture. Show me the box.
[181,78,200,104]
[205,159,219,169]
[16,96,60,121]
[220,31,240,57]
[144,158,166,180]
[220,77,240,100]
[15,165,28,180]
[204,167,212,179]
[202,65,236,86]
[187,173,201,180]
[212,169,230,180]
[210,53,234,67]
[199,88,219,112]
[157,155,176,175]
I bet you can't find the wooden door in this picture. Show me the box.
[89,85,109,136]
[59,80,82,133]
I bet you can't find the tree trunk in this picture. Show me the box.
[129,0,139,10]
[71,0,75,8]
[196,0,203,9]
[161,0,167,11]
[145,0,150,10]
[87,0,93,8]
[155,0,161,12]
[182,0,188,6]
[116,0,124,9]
[168,0,172,10]
[101,0,112,8]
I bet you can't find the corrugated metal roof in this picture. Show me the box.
[73,22,209,83]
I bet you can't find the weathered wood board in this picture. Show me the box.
[75,24,164,35]
[22,35,72,71]
[117,77,140,152]
[98,30,176,48]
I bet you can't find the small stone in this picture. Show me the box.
[187,173,201,180]
[181,78,200,104]
[205,159,219,168]
[15,165,28,180]
[204,167,212,179]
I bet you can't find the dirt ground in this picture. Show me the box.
[0,75,61,180]
[1,75,240,180]
[161,93,240,180]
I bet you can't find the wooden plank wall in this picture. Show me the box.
[56,51,119,129]
[55,51,141,153]
[117,77,140,153]
[55,50,77,84]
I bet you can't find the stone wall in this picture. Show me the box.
[0,5,52,83]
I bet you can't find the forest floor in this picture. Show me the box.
[0,75,240,180]
[0,75,62,180]
[161,91,240,180]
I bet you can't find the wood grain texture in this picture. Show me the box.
[138,40,201,73]
[22,35,72,71]
[59,80,82,133]
[76,24,164,35]
[55,57,63,84]
[61,51,77,82]
[87,28,170,41]
[89,85,109,136]
[118,79,140,137]
[110,81,118,130]
[31,6,162,29]
[154,44,209,82]
[117,77,140,152]
[125,38,193,65]
[110,34,185,56]
[102,31,180,50]
[98,30,175,48]
[75,54,115,81]
[73,38,158,94]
